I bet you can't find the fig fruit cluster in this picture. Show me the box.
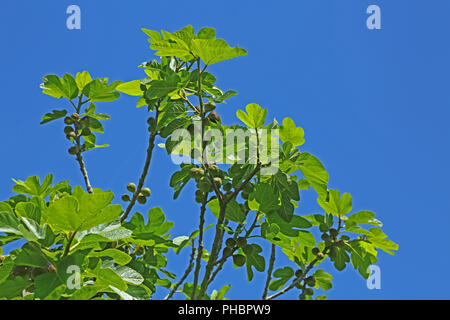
[121,182,151,205]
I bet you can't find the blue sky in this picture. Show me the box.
[1,0,449,299]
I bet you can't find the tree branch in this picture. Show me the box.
[120,103,160,222]
[75,151,93,194]
[191,192,208,300]
[207,213,259,286]
[262,244,276,299]
[265,246,330,300]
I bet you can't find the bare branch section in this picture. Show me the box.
[75,152,93,194]
[120,104,160,222]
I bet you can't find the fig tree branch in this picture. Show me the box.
[207,213,259,286]
[266,216,344,300]
[191,192,209,299]
[120,102,160,222]
[262,244,276,299]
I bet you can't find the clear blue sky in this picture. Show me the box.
[1,0,449,300]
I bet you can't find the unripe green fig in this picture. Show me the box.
[233,254,246,267]
[225,238,236,248]
[305,276,316,287]
[66,132,77,140]
[137,194,147,204]
[64,117,74,125]
[295,269,303,278]
[147,117,156,126]
[141,188,151,197]
[208,111,221,123]
[329,228,338,238]
[68,146,79,155]
[321,233,330,241]
[213,177,222,187]
[121,194,131,202]
[190,167,204,178]
[236,237,247,248]
[312,247,320,255]
[71,113,81,120]
[127,183,137,193]
[64,126,74,134]
[304,288,314,296]
[205,101,216,112]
